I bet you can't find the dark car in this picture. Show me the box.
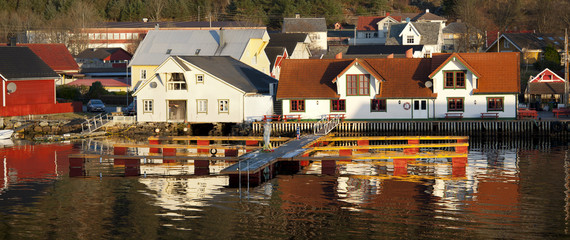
[123,101,136,116]
[87,99,106,112]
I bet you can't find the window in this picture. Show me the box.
[504,40,510,48]
[414,100,427,110]
[447,98,464,111]
[120,33,126,39]
[414,100,420,110]
[407,36,414,44]
[346,74,370,96]
[444,71,465,89]
[424,50,431,58]
[252,54,257,65]
[487,97,504,111]
[218,100,229,113]
[140,69,147,80]
[290,100,305,112]
[371,99,386,112]
[383,23,389,30]
[143,100,153,113]
[197,99,207,113]
[331,99,345,112]
[196,74,204,83]
[365,32,372,38]
[167,73,187,90]
[421,100,426,110]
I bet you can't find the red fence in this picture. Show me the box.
[0,101,82,117]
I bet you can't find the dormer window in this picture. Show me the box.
[407,36,414,44]
[444,71,465,89]
[167,73,187,90]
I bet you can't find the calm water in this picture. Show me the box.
[0,138,569,239]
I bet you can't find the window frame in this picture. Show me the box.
[346,74,370,96]
[143,99,153,113]
[197,99,208,113]
[290,99,305,112]
[407,35,414,44]
[331,99,346,112]
[196,74,204,84]
[443,71,466,89]
[447,97,464,112]
[140,69,147,80]
[370,99,387,112]
[486,97,504,111]
[167,73,187,90]
[218,99,229,113]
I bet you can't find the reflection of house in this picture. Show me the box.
[0,47,81,116]
[486,33,566,66]
[277,52,519,120]
[524,68,566,109]
[8,43,80,85]
[386,21,443,57]
[67,79,130,92]
[75,48,132,69]
[129,29,271,89]
[133,56,277,123]
[282,16,328,56]
[266,33,311,79]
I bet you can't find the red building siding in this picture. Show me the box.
[2,79,55,106]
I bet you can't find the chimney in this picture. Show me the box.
[335,52,342,59]
[155,24,159,30]
[386,12,390,16]
[295,13,300,18]
[8,37,16,47]
[426,9,430,13]
[387,53,394,58]
[406,48,413,58]
[219,28,224,46]
[405,17,411,23]
[142,18,148,22]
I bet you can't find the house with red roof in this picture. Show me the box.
[524,68,566,109]
[67,78,130,92]
[12,44,80,85]
[350,14,401,45]
[276,52,520,120]
[0,46,81,116]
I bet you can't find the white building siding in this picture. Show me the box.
[244,95,274,122]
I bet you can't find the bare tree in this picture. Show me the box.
[488,0,525,32]
[147,0,167,22]
[454,0,489,52]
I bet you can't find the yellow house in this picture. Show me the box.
[129,29,271,89]
[486,33,565,66]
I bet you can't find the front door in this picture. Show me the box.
[412,100,428,119]
[168,100,187,122]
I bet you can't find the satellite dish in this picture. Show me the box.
[150,82,157,88]
[6,82,16,93]
[425,81,432,88]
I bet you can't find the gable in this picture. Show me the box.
[530,68,565,83]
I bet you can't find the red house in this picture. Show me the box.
[0,46,81,116]
[75,48,133,69]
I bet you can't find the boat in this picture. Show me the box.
[0,130,14,139]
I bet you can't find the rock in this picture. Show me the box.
[34,126,42,132]
[39,121,49,127]
[42,126,51,132]
[14,122,22,128]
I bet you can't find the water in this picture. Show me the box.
[0,138,569,239]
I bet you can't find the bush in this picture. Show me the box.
[56,85,82,101]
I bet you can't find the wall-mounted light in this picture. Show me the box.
[474,100,477,105]
[398,100,401,104]
[316,101,319,105]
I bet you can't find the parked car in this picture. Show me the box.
[123,101,136,116]
[87,99,106,112]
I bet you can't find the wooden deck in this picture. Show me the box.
[219,135,322,175]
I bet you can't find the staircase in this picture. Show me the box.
[81,113,112,134]
[313,115,342,135]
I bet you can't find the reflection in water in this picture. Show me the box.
[0,139,568,239]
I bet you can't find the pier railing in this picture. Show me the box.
[254,119,566,137]
[81,113,112,134]
[313,115,342,135]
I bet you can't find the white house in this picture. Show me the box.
[276,52,520,120]
[282,16,327,56]
[386,22,443,58]
[133,56,277,123]
[349,15,401,45]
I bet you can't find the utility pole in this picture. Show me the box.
[563,28,568,107]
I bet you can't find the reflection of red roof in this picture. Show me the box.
[15,44,79,73]
[68,79,129,87]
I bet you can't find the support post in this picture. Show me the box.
[197,140,210,154]
[162,148,176,163]
[149,139,160,154]
[455,139,468,153]
[69,157,85,177]
[321,160,337,175]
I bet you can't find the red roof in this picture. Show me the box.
[356,15,402,31]
[277,52,520,99]
[67,79,129,87]
[17,44,79,73]
[431,52,520,94]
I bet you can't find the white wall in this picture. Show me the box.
[244,95,274,122]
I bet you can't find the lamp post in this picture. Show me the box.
[126,60,129,107]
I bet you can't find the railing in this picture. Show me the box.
[81,113,112,134]
[313,115,342,135]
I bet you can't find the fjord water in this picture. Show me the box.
[0,138,569,239]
